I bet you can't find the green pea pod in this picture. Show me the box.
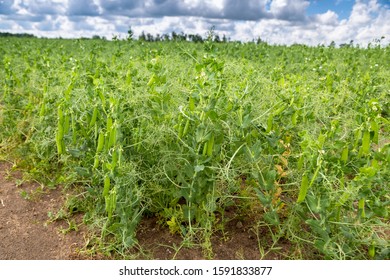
[103,175,110,197]
[55,130,63,155]
[341,147,348,163]
[359,130,370,156]
[106,117,113,133]
[177,122,184,139]
[96,131,105,153]
[93,155,99,169]
[89,107,98,127]
[297,174,309,203]
[202,142,208,156]
[189,96,195,111]
[358,198,366,218]
[58,106,64,122]
[111,149,118,170]
[63,114,70,134]
[108,126,117,149]
[206,134,214,157]
[105,188,117,219]
[182,119,190,137]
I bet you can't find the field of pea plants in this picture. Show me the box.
[0,37,389,259]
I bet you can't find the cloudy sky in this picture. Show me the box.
[0,0,389,46]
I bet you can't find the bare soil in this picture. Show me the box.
[0,162,292,260]
[0,162,85,259]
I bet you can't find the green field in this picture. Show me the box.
[0,37,389,259]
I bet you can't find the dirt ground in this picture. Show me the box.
[0,162,86,259]
[0,162,287,260]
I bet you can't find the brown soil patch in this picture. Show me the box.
[0,161,295,260]
[133,206,291,260]
[0,162,85,259]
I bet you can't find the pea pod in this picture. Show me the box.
[111,148,118,170]
[108,126,117,149]
[182,119,190,137]
[58,106,64,122]
[358,198,366,218]
[189,96,195,111]
[359,130,370,156]
[106,117,113,133]
[89,107,98,127]
[103,175,110,197]
[105,188,117,219]
[202,141,208,156]
[63,114,70,134]
[93,154,99,169]
[341,147,348,163]
[206,134,214,157]
[297,174,309,203]
[55,129,64,155]
[96,131,105,153]
[177,123,184,139]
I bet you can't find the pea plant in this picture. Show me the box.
[1,37,388,259]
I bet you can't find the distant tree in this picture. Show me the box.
[139,31,146,41]
[127,26,134,41]
[222,34,228,43]
[171,31,178,41]
[146,33,154,42]
[329,41,336,48]
[188,33,203,43]
[256,36,265,44]
[162,33,170,41]
[0,32,36,38]
[178,32,187,41]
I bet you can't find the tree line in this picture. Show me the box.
[0,32,36,38]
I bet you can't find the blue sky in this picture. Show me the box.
[0,0,389,46]
[307,0,355,19]
[307,0,387,19]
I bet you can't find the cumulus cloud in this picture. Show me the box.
[99,0,143,15]
[270,0,310,21]
[26,0,65,15]
[97,0,271,20]
[348,0,378,25]
[68,0,100,16]
[222,0,270,20]
[314,10,339,25]
[0,0,389,46]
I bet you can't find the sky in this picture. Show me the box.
[0,0,389,46]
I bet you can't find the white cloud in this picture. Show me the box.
[27,0,65,15]
[0,0,389,46]
[270,0,310,21]
[68,0,100,16]
[349,0,375,24]
[315,10,339,25]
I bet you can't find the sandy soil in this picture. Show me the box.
[0,162,85,259]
